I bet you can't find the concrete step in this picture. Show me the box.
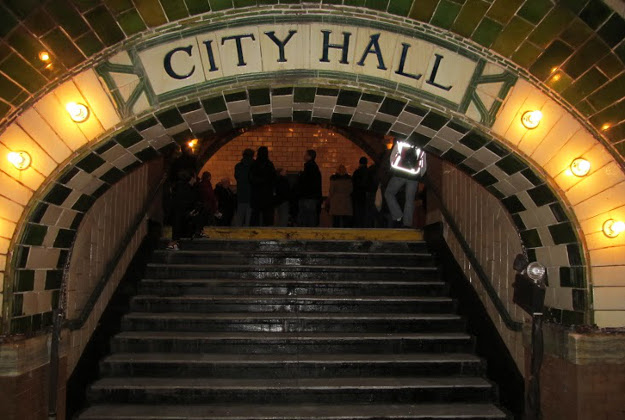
[121,312,465,333]
[138,279,449,297]
[111,331,475,354]
[151,250,436,267]
[129,295,456,313]
[100,352,485,378]
[168,239,429,253]
[87,376,496,404]
[144,264,439,281]
[79,402,508,419]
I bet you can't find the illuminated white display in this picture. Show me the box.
[390,141,425,175]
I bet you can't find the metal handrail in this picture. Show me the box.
[424,176,524,332]
[47,175,166,419]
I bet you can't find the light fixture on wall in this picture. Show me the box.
[66,102,90,123]
[521,110,543,129]
[38,51,50,62]
[7,151,32,170]
[601,123,611,131]
[603,219,625,238]
[570,158,591,177]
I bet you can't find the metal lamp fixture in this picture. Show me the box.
[570,158,591,177]
[603,219,625,238]
[7,151,32,170]
[66,102,90,123]
[521,110,543,129]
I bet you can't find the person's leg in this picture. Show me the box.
[262,206,274,226]
[402,180,419,227]
[384,177,406,222]
[300,199,315,227]
[276,202,288,227]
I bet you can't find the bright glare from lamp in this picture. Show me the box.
[570,158,591,177]
[187,139,198,148]
[66,102,89,123]
[7,151,31,170]
[603,219,625,238]
[601,123,611,131]
[521,110,542,129]
[526,262,546,282]
[38,51,50,62]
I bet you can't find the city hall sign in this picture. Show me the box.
[97,20,516,124]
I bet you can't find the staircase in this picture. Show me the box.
[79,235,509,419]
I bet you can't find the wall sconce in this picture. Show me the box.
[603,219,625,238]
[570,158,591,177]
[521,110,543,129]
[66,102,90,123]
[7,151,32,170]
[38,51,50,62]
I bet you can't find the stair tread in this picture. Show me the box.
[124,312,461,320]
[132,295,453,302]
[115,331,472,340]
[147,263,437,271]
[91,376,493,389]
[155,250,432,257]
[103,352,481,364]
[79,403,506,419]
[141,279,446,285]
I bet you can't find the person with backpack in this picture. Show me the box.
[384,139,427,228]
[297,149,322,227]
[249,146,276,226]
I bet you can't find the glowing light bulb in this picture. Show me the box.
[601,123,611,131]
[7,151,31,170]
[603,219,625,238]
[66,102,89,123]
[551,74,561,82]
[38,51,50,62]
[570,158,591,177]
[187,139,198,148]
[521,110,543,129]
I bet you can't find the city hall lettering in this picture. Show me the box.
[139,24,478,104]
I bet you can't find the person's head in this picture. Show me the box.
[220,177,230,188]
[201,171,211,182]
[257,146,269,161]
[305,149,316,162]
[277,168,287,177]
[359,156,368,166]
[337,164,347,175]
[242,148,254,160]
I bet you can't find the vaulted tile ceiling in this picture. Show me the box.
[0,0,624,155]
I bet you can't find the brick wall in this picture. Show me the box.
[200,124,374,196]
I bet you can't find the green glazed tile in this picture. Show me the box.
[186,0,212,14]
[616,41,625,64]
[209,0,234,11]
[388,0,413,16]
[562,36,609,78]
[45,0,89,38]
[156,108,185,127]
[431,0,462,29]
[441,149,467,164]
[0,54,47,93]
[546,71,573,93]
[451,0,490,37]
[7,27,48,69]
[248,88,270,106]
[0,4,19,37]
[491,16,533,57]
[22,224,47,246]
[495,153,527,174]
[234,0,257,6]
[517,0,553,25]
[336,90,361,107]
[597,53,624,79]
[118,9,147,36]
[529,39,573,79]
[473,170,498,186]
[366,0,389,11]
[578,0,611,29]
[379,97,406,116]
[134,0,168,26]
[511,41,542,67]
[588,73,625,111]
[53,229,76,248]
[501,195,526,213]
[486,0,523,24]
[520,228,542,248]
[563,68,603,104]
[527,183,556,205]
[459,131,489,150]
[323,0,343,4]
[548,222,577,244]
[45,270,63,290]
[161,0,190,20]
[75,32,105,57]
[12,294,23,316]
[103,0,134,13]
[588,100,625,127]
[472,18,503,47]
[575,99,595,117]
[331,113,352,126]
[528,6,575,48]
[572,289,586,311]
[42,28,85,67]
[0,73,24,103]
[294,87,316,103]
[10,316,32,335]
[559,0,586,14]
[597,15,625,48]
[410,0,439,22]
[560,266,586,287]
[293,110,312,122]
[14,270,35,292]
[559,18,593,47]
[76,153,105,173]
[24,9,56,36]
[202,96,228,113]
[85,6,125,46]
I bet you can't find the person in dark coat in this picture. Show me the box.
[297,149,322,227]
[328,165,353,228]
[352,157,369,227]
[234,148,254,226]
[274,168,291,227]
[167,170,200,250]
[249,146,276,226]
[215,177,236,226]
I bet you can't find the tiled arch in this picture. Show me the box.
[7,84,587,335]
[0,1,623,158]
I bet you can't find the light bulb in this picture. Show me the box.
[570,158,591,177]
[7,151,32,170]
[38,51,50,62]
[66,102,90,123]
[603,219,625,238]
[526,261,546,282]
[521,110,543,129]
